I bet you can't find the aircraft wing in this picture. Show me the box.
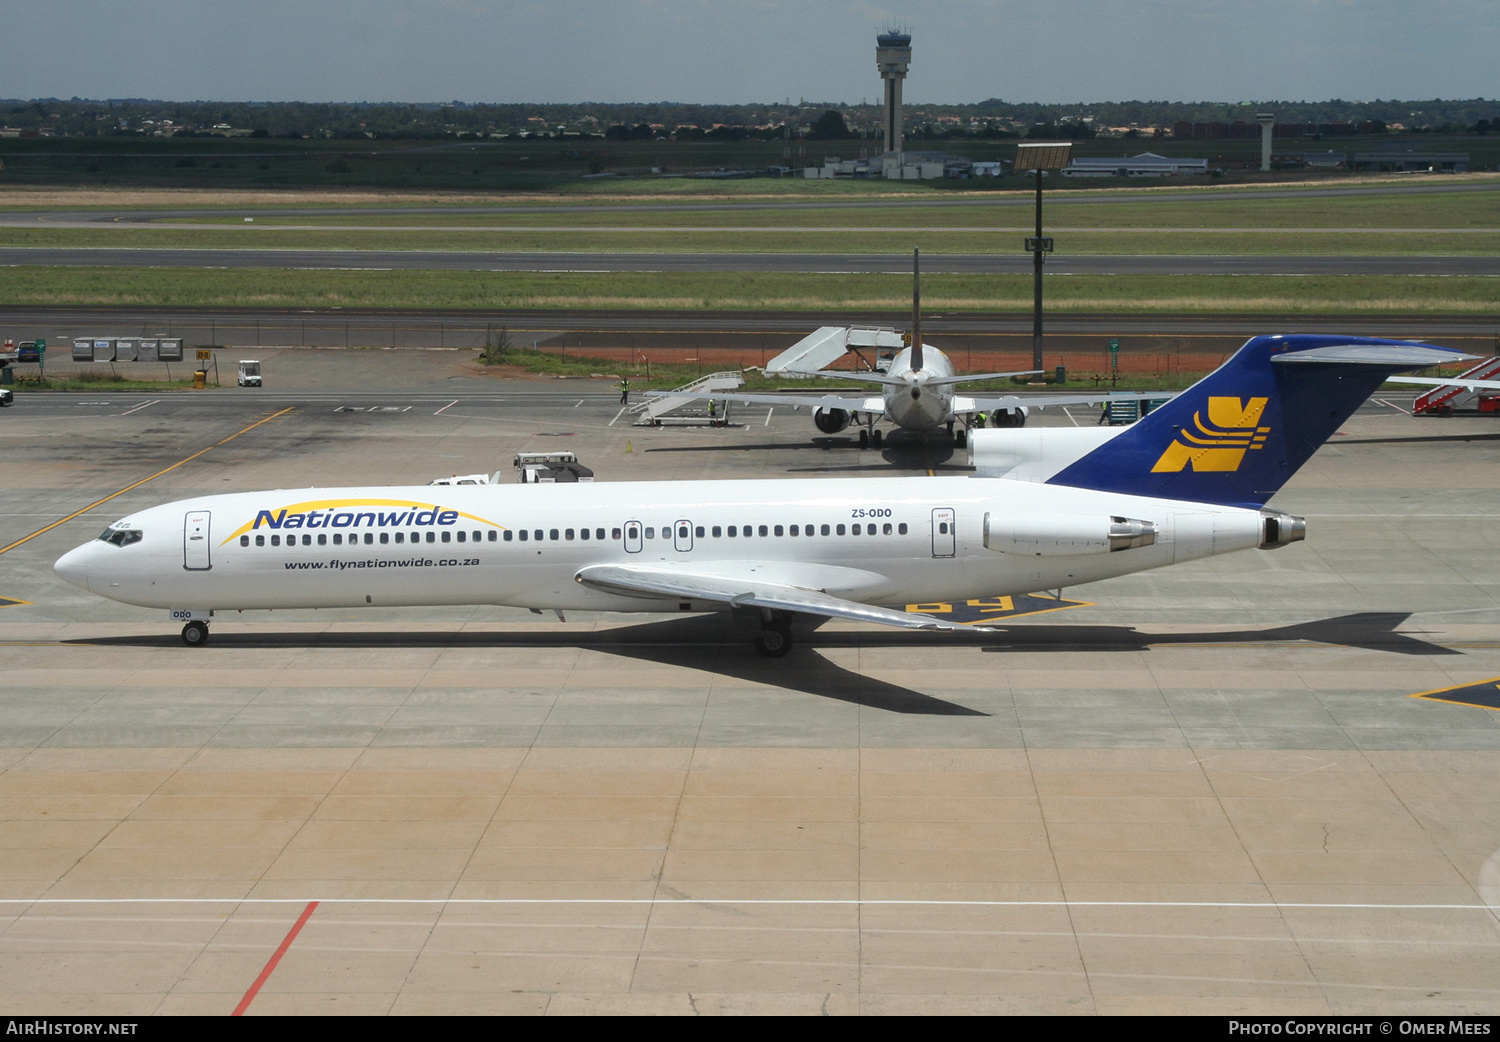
[955,390,1177,415]
[575,563,969,631]
[658,390,883,413]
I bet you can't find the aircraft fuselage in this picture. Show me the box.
[55,475,1265,616]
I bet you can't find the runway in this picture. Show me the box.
[0,347,1498,1014]
[1,246,1495,276]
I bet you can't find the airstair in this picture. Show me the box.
[629,370,744,425]
[1413,356,1500,416]
[765,326,905,375]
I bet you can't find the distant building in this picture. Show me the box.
[1062,152,1209,177]
[1353,151,1470,173]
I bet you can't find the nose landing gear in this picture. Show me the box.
[181,620,209,647]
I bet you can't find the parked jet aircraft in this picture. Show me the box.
[55,335,1466,656]
[661,250,1164,446]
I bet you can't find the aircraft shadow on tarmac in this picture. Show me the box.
[65,611,1451,716]
[973,611,1455,657]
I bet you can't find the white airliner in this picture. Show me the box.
[663,251,1164,447]
[54,334,1467,656]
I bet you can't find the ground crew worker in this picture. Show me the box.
[708,399,717,424]
[620,378,629,404]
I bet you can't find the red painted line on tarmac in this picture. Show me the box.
[232,900,318,1016]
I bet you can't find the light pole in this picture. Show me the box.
[1014,141,1073,375]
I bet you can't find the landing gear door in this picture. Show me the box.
[184,511,212,571]
[624,520,643,554]
[931,507,956,558]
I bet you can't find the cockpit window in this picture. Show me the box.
[98,528,143,548]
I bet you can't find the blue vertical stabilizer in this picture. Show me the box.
[1045,334,1470,508]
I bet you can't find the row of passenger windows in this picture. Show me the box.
[241,521,912,549]
[242,529,494,547]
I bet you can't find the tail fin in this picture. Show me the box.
[910,247,923,372]
[1044,334,1471,508]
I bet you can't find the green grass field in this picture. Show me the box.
[1,177,1495,309]
[2,265,1492,314]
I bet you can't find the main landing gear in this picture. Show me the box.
[753,612,792,658]
[181,620,209,647]
[856,428,883,449]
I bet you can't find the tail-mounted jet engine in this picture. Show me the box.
[813,407,851,434]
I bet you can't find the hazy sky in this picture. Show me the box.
[1,1,1492,105]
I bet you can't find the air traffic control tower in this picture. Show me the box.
[876,29,912,157]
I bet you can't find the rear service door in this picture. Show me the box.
[624,521,643,553]
[184,511,212,570]
[931,508,956,558]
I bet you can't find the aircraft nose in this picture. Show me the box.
[54,543,93,593]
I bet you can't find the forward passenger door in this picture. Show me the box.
[184,511,212,571]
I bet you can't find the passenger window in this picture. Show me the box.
[758,525,768,537]
[712,526,721,538]
[596,529,606,540]
[789,525,798,536]
[519,530,528,542]
[504,531,513,542]
[853,524,861,535]
[645,528,655,539]
[427,532,436,543]
[365,533,374,545]
[678,525,689,539]
[319,534,327,546]
[300,535,308,546]
[394,532,403,544]
[534,530,542,541]
[550,529,559,541]
[579,528,589,541]
[940,523,949,534]
[883,523,892,535]
[380,533,389,544]
[333,534,342,545]
[271,534,280,547]
[899,523,908,535]
[773,525,783,537]
[442,531,451,543]
[473,531,481,542]
[695,526,704,538]
[728,526,737,537]
[612,528,622,540]
[240,535,249,547]
[821,524,830,536]
[565,529,574,541]
[488,531,497,542]
[836,524,846,536]
[256,535,265,547]
[457,531,467,543]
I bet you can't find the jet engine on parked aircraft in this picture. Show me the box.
[813,407,851,434]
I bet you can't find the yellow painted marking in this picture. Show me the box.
[0,597,34,608]
[1408,677,1500,712]
[0,407,295,556]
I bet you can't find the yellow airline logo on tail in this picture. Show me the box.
[1152,396,1271,473]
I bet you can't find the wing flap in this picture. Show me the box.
[575,564,962,631]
